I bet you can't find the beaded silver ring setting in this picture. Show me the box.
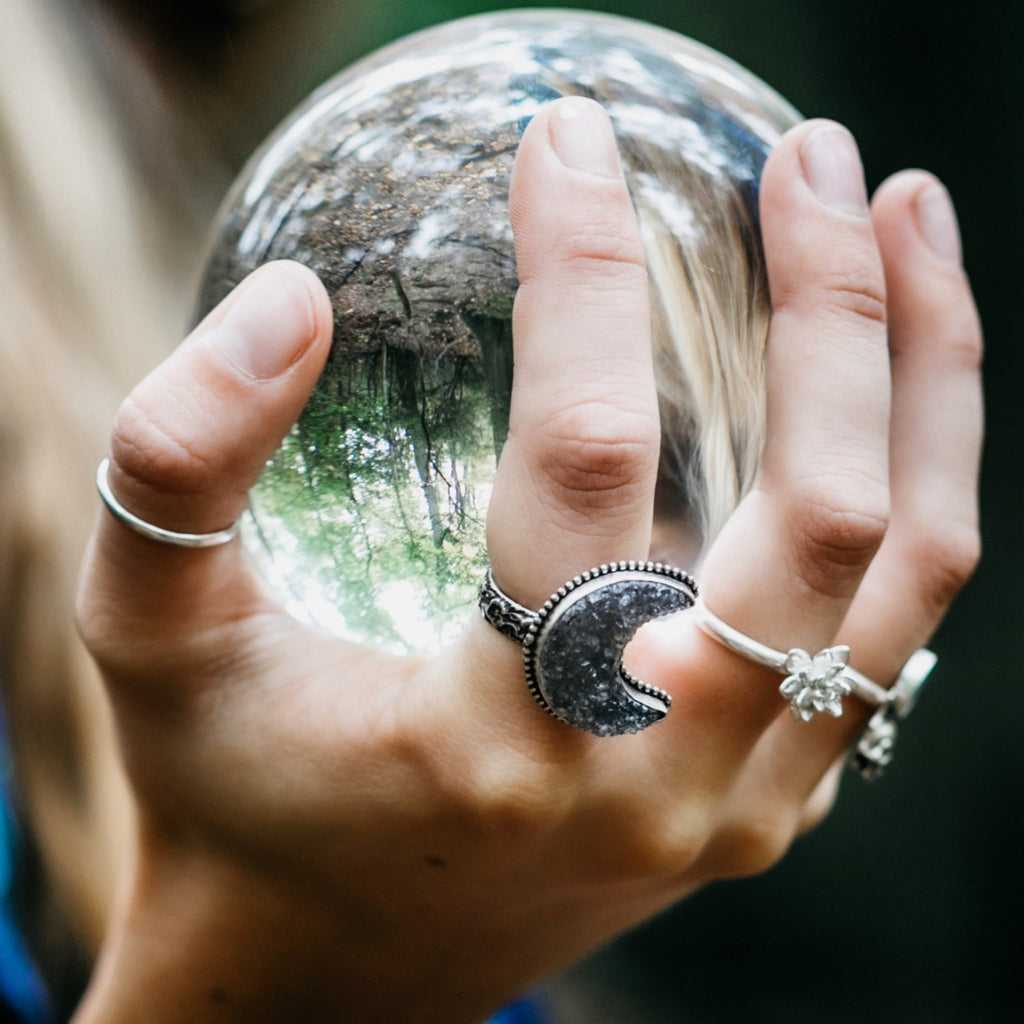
[479,561,698,737]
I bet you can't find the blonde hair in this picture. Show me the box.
[0,0,214,986]
[628,149,772,559]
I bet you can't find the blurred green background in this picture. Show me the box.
[197,1,1023,1020]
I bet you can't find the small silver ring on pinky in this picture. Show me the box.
[849,648,936,782]
[479,562,698,737]
[95,458,242,549]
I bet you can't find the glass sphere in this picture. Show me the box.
[196,10,800,654]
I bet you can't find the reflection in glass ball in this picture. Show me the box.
[196,10,800,654]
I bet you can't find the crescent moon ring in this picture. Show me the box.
[478,561,698,737]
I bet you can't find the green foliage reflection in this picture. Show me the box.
[250,340,502,653]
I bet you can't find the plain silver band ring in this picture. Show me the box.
[95,458,241,549]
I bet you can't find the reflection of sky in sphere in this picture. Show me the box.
[199,10,800,654]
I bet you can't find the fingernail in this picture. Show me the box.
[800,126,868,213]
[214,263,318,380]
[915,183,962,265]
[548,97,622,179]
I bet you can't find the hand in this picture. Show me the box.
[75,99,981,1024]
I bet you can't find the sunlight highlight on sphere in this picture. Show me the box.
[195,10,800,654]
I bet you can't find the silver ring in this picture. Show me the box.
[691,599,935,780]
[692,599,885,722]
[849,648,936,782]
[95,458,241,549]
[479,561,698,737]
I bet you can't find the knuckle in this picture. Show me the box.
[633,814,710,880]
[515,205,647,293]
[552,196,647,274]
[796,771,842,836]
[520,207,647,294]
[709,812,797,880]
[930,296,984,374]
[817,271,888,328]
[942,312,984,373]
[426,747,570,849]
[906,519,981,611]
[789,481,890,595]
[587,802,711,882]
[467,774,564,844]
[555,246,648,292]
[774,259,887,332]
[74,575,136,683]
[73,584,107,664]
[74,562,134,677]
[111,391,216,497]
[530,402,659,513]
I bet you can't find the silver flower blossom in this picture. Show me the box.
[780,646,853,722]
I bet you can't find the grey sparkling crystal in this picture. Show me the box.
[530,572,696,736]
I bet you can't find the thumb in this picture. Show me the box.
[78,260,332,659]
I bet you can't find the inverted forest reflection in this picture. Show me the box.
[199,10,800,653]
[251,328,508,652]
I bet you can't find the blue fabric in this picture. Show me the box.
[0,708,52,1024]
[487,996,548,1024]
[0,915,51,1023]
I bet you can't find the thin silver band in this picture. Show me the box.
[95,458,241,549]
[882,647,937,718]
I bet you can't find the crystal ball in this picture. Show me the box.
[195,9,800,654]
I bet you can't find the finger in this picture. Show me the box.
[486,97,660,609]
[848,171,982,651]
[751,170,983,791]
[633,121,892,748]
[78,261,333,656]
[685,753,845,883]
[703,119,891,631]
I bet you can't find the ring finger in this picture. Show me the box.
[630,120,892,760]
[736,168,983,802]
